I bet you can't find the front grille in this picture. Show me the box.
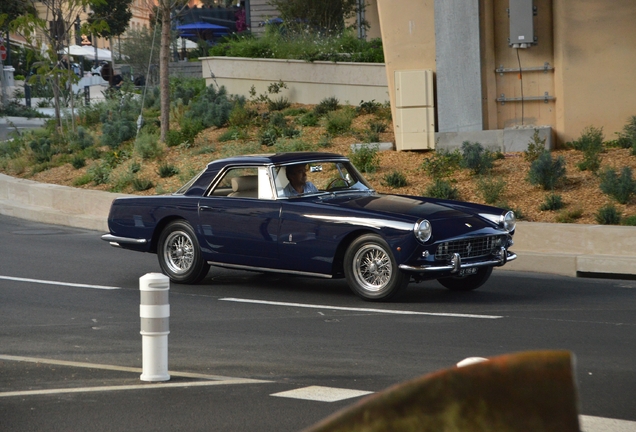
[435,235,506,260]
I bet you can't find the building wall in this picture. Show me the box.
[375,0,636,145]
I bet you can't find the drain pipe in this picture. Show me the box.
[139,273,170,382]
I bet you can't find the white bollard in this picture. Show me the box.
[139,273,170,382]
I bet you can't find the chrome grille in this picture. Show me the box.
[435,235,506,260]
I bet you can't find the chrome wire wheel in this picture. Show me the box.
[163,230,195,275]
[352,244,392,292]
[344,234,409,301]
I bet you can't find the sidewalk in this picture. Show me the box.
[1,172,635,279]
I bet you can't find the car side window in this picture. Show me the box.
[209,167,274,199]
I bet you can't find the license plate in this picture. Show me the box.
[459,268,478,276]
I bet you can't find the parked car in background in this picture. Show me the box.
[102,152,516,301]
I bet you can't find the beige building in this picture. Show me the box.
[373,0,636,147]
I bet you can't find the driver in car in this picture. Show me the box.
[284,164,318,196]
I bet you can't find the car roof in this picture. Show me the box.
[206,152,348,169]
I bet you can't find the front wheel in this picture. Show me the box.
[344,234,409,301]
[437,267,493,291]
[157,220,210,284]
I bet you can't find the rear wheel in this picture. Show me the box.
[344,234,409,301]
[158,220,210,284]
[437,267,493,291]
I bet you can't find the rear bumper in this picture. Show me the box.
[101,233,149,247]
[399,247,516,274]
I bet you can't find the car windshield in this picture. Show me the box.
[273,161,373,198]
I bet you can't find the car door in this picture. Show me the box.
[198,166,282,268]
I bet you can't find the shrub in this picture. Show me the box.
[134,132,164,160]
[382,170,407,188]
[460,141,495,175]
[616,116,636,154]
[477,176,506,204]
[599,166,636,204]
[166,130,183,147]
[158,163,179,178]
[274,138,315,153]
[555,207,584,223]
[297,112,318,127]
[349,145,380,173]
[420,150,462,179]
[524,129,547,162]
[259,127,279,146]
[218,127,249,142]
[527,151,566,190]
[368,120,387,134]
[357,100,382,115]
[71,155,86,169]
[539,193,565,211]
[621,215,636,226]
[325,108,355,135]
[101,119,136,148]
[268,96,291,111]
[228,103,254,127]
[186,85,233,128]
[573,126,604,172]
[424,179,460,200]
[595,204,622,225]
[87,161,111,185]
[132,177,154,192]
[314,97,340,116]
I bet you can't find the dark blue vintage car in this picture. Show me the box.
[102,152,516,301]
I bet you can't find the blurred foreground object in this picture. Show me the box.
[304,350,579,432]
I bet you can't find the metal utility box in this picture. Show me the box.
[509,0,535,46]
[394,69,435,150]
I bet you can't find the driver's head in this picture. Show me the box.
[285,164,308,185]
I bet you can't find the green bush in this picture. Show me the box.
[460,141,495,175]
[158,163,179,178]
[274,138,315,153]
[349,145,380,173]
[259,127,280,146]
[314,97,340,116]
[101,119,136,148]
[71,155,86,169]
[524,129,547,162]
[424,179,460,200]
[297,112,319,127]
[134,132,163,160]
[185,85,233,128]
[132,177,154,191]
[166,130,183,147]
[228,103,254,127]
[382,170,407,188]
[368,119,387,134]
[87,161,111,185]
[599,166,636,204]
[595,204,622,225]
[555,207,584,223]
[621,215,636,226]
[616,116,636,155]
[573,126,604,172]
[477,176,506,204]
[357,100,382,115]
[325,108,355,136]
[539,193,564,211]
[527,151,566,190]
[268,96,291,112]
[421,150,463,179]
[218,127,249,142]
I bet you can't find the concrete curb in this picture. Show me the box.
[1,173,635,278]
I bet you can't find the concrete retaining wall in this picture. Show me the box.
[1,173,634,278]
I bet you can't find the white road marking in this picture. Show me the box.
[0,354,271,398]
[271,386,373,402]
[579,415,636,432]
[0,275,121,290]
[220,298,503,319]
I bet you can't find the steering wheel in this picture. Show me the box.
[326,177,350,191]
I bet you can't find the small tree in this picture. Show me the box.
[11,0,107,131]
[268,0,361,34]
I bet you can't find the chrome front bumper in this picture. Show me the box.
[399,247,517,274]
[101,234,148,247]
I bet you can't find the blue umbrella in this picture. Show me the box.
[176,22,230,33]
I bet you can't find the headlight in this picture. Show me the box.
[414,219,432,243]
[503,211,516,232]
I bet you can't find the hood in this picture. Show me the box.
[326,194,504,232]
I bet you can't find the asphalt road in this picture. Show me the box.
[1,214,635,431]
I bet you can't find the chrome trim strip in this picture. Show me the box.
[207,261,333,279]
[304,215,413,231]
[399,251,517,272]
[101,234,148,245]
